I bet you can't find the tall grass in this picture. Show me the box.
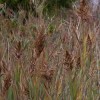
[0,0,100,100]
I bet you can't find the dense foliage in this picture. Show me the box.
[0,0,31,11]
[0,0,100,100]
[0,0,76,16]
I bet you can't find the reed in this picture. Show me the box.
[0,0,99,99]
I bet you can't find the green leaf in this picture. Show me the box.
[7,86,14,100]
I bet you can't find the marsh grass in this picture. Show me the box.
[0,0,100,100]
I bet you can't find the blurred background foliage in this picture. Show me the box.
[0,0,76,16]
[0,0,31,11]
[43,0,76,15]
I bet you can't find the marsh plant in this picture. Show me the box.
[0,0,100,100]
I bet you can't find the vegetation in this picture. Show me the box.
[0,0,76,16]
[0,0,100,100]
